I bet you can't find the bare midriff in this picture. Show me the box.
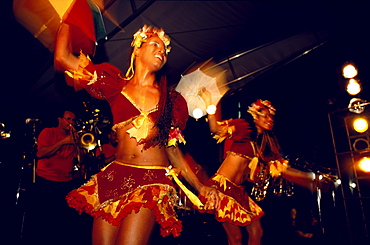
[217,154,251,185]
[114,125,169,167]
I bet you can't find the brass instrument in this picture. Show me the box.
[69,101,109,179]
[69,125,83,177]
[77,130,97,151]
[71,120,98,152]
[70,120,101,179]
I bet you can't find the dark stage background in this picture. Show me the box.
[2,1,370,244]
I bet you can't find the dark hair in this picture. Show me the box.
[243,111,258,141]
[243,109,282,162]
[142,73,173,149]
[54,107,77,120]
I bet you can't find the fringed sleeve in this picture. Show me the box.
[64,52,124,100]
[213,118,252,143]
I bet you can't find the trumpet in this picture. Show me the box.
[70,124,97,151]
[77,130,97,151]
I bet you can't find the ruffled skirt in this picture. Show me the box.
[66,161,182,237]
[199,174,264,226]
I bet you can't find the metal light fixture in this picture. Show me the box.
[348,98,366,114]
[353,138,369,151]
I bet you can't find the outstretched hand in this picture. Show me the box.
[199,185,220,210]
[198,86,212,106]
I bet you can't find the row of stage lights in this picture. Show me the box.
[343,62,370,173]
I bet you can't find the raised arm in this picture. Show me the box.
[198,87,221,133]
[54,23,80,72]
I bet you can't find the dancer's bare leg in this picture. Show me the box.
[92,207,157,245]
[222,222,243,245]
[92,217,119,245]
[246,219,263,245]
[115,207,157,245]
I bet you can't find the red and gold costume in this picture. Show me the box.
[201,174,263,226]
[65,54,193,237]
[67,161,183,237]
[199,118,264,226]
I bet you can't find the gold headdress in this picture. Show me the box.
[247,99,276,119]
[125,25,171,80]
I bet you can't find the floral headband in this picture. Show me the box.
[247,99,276,119]
[125,25,171,80]
[131,25,171,54]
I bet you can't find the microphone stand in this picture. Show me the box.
[16,122,38,204]
[16,120,39,244]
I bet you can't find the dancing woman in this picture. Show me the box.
[55,24,219,245]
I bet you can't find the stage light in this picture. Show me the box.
[335,179,342,186]
[353,117,369,133]
[342,63,358,79]
[192,108,203,120]
[346,78,362,95]
[358,157,370,172]
[350,182,357,188]
[0,122,11,139]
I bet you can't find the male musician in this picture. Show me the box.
[36,109,78,182]
[24,109,91,245]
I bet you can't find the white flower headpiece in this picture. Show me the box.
[124,25,171,80]
[131,25,171,54]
